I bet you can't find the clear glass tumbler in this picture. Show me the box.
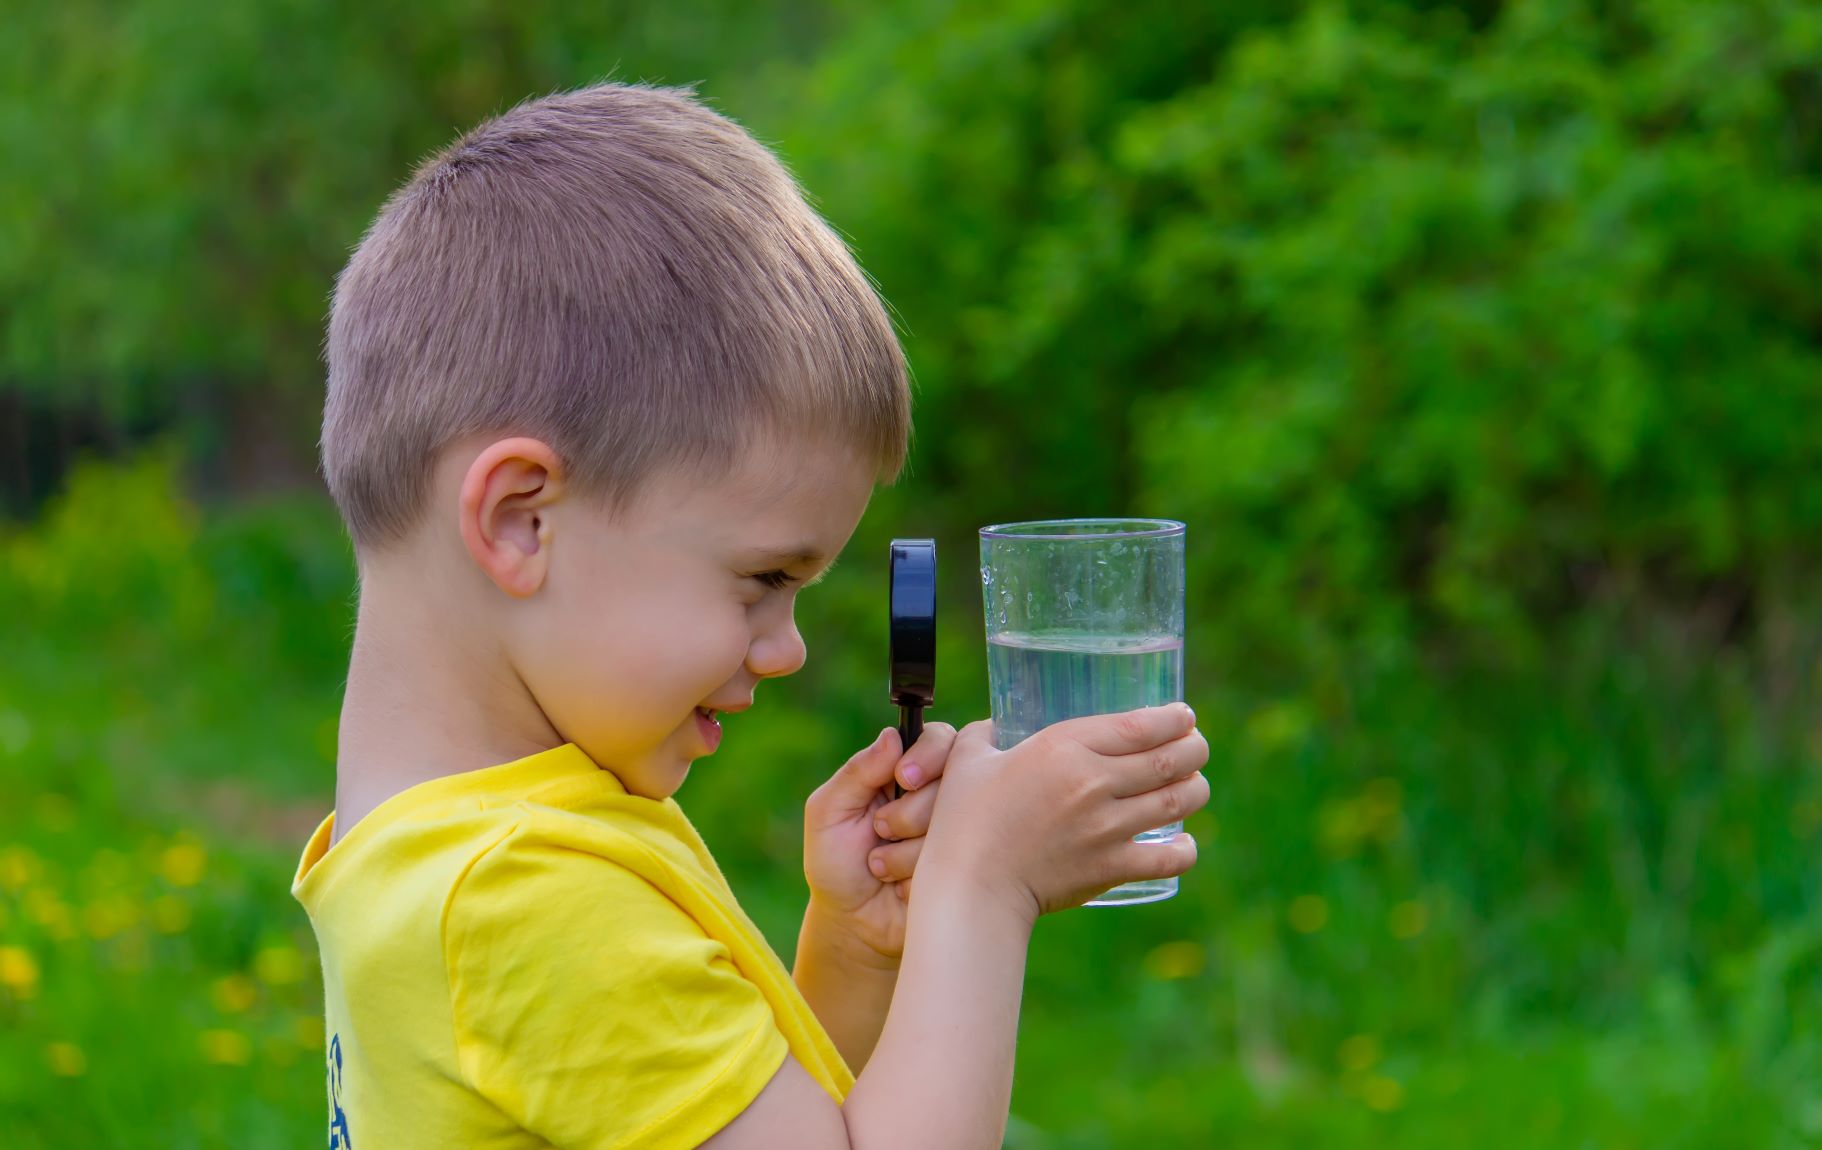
[979,518,1188,906]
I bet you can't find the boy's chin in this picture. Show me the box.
[619,746,695,801]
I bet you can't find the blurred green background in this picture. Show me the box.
[3,0,1820,1145]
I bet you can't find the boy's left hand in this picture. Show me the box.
[802,721,958,963]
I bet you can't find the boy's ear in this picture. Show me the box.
[457,437,566,598]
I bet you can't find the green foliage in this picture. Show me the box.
[0,0,837,428]
[4,445,1818,1146]
[789,0,1822,673]
[4,0,1821,1145]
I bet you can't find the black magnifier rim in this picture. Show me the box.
[888,539,937,705]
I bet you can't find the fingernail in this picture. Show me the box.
[1179,703,1195,724]
[875,727,892,749]
[874,816,891,840]
[900,762,924,789]
[868,855,886,878]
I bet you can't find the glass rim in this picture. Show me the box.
[979,517,1185,541]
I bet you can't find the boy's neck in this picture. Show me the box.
[330,559,563,844]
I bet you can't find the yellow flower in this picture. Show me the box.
[1389,899,1429,940]
[25,890,75,941]
[46,1042,86,1077]
[0,945,40,996]
[212,974,258,1014]
[150,895,192,934]
[0,845,39,891]
[1141,940,1206,981]
[253,944,306,986]
[202,1029,251,1066]
[1244,701,1311,751]
[159,841,207,888]
[1339,1034,1380,1072]
[1288,895,1329,934]
[1362,1075,1405,1112]
[83,895,140,940]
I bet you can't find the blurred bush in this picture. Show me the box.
[784,0,1822,674]
[8,0,1820,681]
[4,0,1821,1145]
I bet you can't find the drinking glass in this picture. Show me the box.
[979,518,1187,906]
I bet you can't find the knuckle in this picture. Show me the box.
[1064,769,1103,810]
[1159,783,1187,822]
[1113,712,1148,744]
[1150,748,1176,785]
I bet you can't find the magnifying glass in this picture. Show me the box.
[888,539,936,798]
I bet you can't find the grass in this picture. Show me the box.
[1,452,1816,1147]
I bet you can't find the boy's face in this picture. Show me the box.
[515,435,878,800]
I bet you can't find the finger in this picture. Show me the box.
[1096,832,1198,895]
[1106,726,1209,800]
[896,721,958,791]
[1053,702,1196,756]
[873,780,940,841]
[868,837,924,883]
[811,727,903,813]
[1113,771,1210,837]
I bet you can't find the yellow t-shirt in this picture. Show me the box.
[291,743,854,1149]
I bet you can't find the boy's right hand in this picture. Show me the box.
[919,703,1209,924]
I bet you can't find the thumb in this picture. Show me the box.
[826,726,904,802]
[955,718,997,751]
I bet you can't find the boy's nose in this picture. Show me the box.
[748,622,807,680]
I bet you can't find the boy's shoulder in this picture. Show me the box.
[298,747,718,947]
[447,798,701,933]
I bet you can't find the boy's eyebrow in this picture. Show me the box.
[746,546,829,567]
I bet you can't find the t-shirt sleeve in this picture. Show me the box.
[445,827,789,1150]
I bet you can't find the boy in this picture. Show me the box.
[293,82,1209,1149]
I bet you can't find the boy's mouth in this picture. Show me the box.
[692,706,722,752]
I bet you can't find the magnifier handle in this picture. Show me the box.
[894,701,924,800]
[898,702,923,754]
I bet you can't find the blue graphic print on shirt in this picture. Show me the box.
[328,1033,352,1149]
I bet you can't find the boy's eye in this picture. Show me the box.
[748,570,798,591]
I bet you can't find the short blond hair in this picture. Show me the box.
[321,82,910,549]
